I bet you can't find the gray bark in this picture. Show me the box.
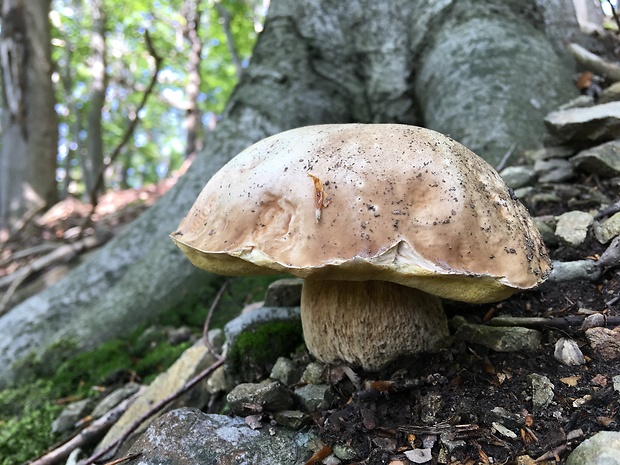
[0,0,58,238]
[0,0,577,387]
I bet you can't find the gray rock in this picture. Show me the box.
[270,357,301,386]
[300,361,326,385]
[529,373,554,413]
[227,380,294,416]
[555,211,594,246]
[534,158,575,183]
[224,306,301,350]
[585,327,620,362]
[532,216,558,245]
[51,398,94,434]
[499,166,537,189]
[547,259,602,282]
[453,322,541,352]
[594,211,620,244]
[554,337,585,366]
[599,235,620,267]
[544,101,620,144]
[566,431,620,465]
[272,410,312,429]
[264,278,303,307]
[613,375,620,393]
[333,444,357,461]
[294,384,335,412]
[524,146,576,163]
[128,408,314,464]
[571,140,620,178]
[91,382,141,419]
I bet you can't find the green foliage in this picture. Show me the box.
[51,0,262,194]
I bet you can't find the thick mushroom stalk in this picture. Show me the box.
[301,280,448,370]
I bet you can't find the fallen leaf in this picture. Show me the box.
[591,373,607,387]
[560,375,580,387]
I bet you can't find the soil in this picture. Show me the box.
[308,171,620,464]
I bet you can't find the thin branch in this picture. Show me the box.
[82,30,164,229]
[203,281,228,360]
[495,142,517,172]
[28,389,144,465]
[606,0,620,32]
[215,2,243,78]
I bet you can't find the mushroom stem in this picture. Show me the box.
[300,279,449,371]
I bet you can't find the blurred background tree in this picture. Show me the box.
[0,0,264,239]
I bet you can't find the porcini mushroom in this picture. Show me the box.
[171,124,551,371]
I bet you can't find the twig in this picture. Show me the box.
[567,43,620,82]
[488,315,620,331]
[81,30,164,231]
[27,389,144,465]
[80,357,224,464]
[0,234,109,315]
[495,142,517,172]
[607,0,620,32]
[203,281,228,360]
[102,453,141,465]
[0,200,46,249]
[0,242,60,267]
[80,286,228,464]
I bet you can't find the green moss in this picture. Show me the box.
[0,380,62,465]
[134,340,192,384]
[227,320,304,383]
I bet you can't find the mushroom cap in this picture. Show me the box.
[171,124,551,303]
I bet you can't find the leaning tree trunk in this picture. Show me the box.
[0,0,578,387]
[0,0,58,239]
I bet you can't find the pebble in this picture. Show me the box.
[453,320,541,352]
[599,235,620,266]
[499,166,537,189]
[555,211,593,246]
[566,431,620,465]
[594,211,620,244]
[491,422,517,439]
[529,373,554,413]
[544,101,620,145]
[51,398,94,434]
[270,357,301,386]
[534,158,575,183]
[272,410,311,430]
[547,259,602,282]
[227,380,294,416]
[554,337,585,366]
[294,384,334,412]
[263,278,303,307]
[91,382,141,419]
[585,327,620,361]
[570,140,620,177]
[299,361,325,385]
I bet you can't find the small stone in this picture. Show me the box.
[333,444,357,461]
[532,216,558,245]
[91,382,141,419]
[167,326,193,345]
[599,235,620,266]
[594,211,620,244]
[272,410,311,429]
[51,398,94,434]
[294,384,334,412]
[524,146,576,163]
[555,211,594,246]
[544,101,620,145]
[499,166,537,189]
[554,337,586,366]
[529,373,554,413]
[206,365,228,394]
[299,361,325,385]
[454,322,541,352]
[581,313,606,330]
[244,414,263,430]
[492,422,517,439]
[534,158,575,183]
[547,259,602,282]
[586,327,620,361]
[613,375,620,393]
[270,357,301,386]
[571,140,620,178]
[566,431,620,465]
[263,278,303,307]
[227,380,293,416]
[404,448,432,464]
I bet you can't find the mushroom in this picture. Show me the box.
[171,124,551,371]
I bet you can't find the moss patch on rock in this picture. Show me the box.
[227,320,305,383]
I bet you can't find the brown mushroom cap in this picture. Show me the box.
[171,124,551,303]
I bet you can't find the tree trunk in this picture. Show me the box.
[182,0,204,159]
[0,0,578,387]
[0,0,58,240]
[83,0,107,201]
